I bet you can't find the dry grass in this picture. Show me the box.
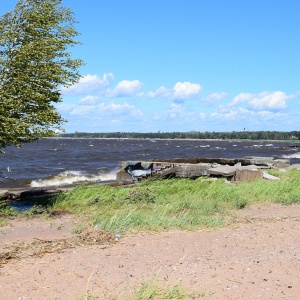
[0,223,115,267]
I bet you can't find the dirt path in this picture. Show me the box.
[1,205,300,299]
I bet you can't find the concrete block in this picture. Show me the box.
[272,159,290,168]
[208,166,237,177]
[175,164,210,178]
[235,168,262,182]
[116,171,133,182]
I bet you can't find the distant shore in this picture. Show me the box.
[51,136,300,143]
[57,130,300,141]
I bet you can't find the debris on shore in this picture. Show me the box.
[117,156,291,183]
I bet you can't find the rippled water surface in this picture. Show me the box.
[0,138,299,189]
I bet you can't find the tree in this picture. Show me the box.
[0,0,83,150]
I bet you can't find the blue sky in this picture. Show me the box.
[2,0,300,133]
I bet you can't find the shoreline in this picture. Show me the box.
[51,136,300,143]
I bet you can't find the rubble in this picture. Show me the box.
[117,156,291,183]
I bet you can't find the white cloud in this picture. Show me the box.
[69,102,142,117]
[229,91,293,111]
[229,93,253,106]
[145,86,172,98]
[141,81,202,101]
[172,82,202,100]
[249,91,288,111]
[167,103,196,119]
[107,80,143,97]
[78,95,101,105]
[204,92,228,103]
[69,105,95,116]
[62,73,114,95]
[257,110,286,120]
[211,106,254,120]
[210,104,288,125]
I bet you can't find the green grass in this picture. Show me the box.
[1,169,300,232]
[45,168,300,233]
[78,280,197,300]
[0,201,18,224]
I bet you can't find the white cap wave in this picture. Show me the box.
[31,170,116,188]
[282,152,300,159]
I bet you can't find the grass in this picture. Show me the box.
[46,168,300,233]
[0,201,18,225]
[78,280,198,300]
[2,168,300,232]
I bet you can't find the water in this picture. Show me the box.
[0,138,299,189]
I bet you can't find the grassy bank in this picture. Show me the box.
[1,168,300,231]
[51,168,300,232]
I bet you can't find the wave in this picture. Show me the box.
[30,170,116,188]
[282,152,300,159]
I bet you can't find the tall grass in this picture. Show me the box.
[50,169,300,233]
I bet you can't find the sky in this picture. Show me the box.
[1,0,300,133]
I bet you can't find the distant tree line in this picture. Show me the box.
[59,131,300,140]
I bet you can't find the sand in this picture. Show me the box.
[1,204,300,299]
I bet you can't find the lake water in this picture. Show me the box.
[0,138,299,189]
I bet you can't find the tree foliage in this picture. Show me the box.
[0,0,83,150]
[60,131,300,140]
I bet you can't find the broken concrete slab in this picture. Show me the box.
[175,164,211,178]
[262,172,280,181]
[244,156,290,168]
[116,156,291,183]
[272,159,291,168]
[116,170,135,182]
[207,165,237,177]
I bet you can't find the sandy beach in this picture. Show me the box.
[0,204,300,299]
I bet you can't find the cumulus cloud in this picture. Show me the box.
[229,93,253,106]
[229,91,293,111]
[107,80,143,97]
[204,92,228,103]
[141,81,202,101]
[78,95,101,105]
[62,73,114,95]
[145,86,172,98]
[210,104,288,124]
[172,82,202,100]
[249,91,288,111]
